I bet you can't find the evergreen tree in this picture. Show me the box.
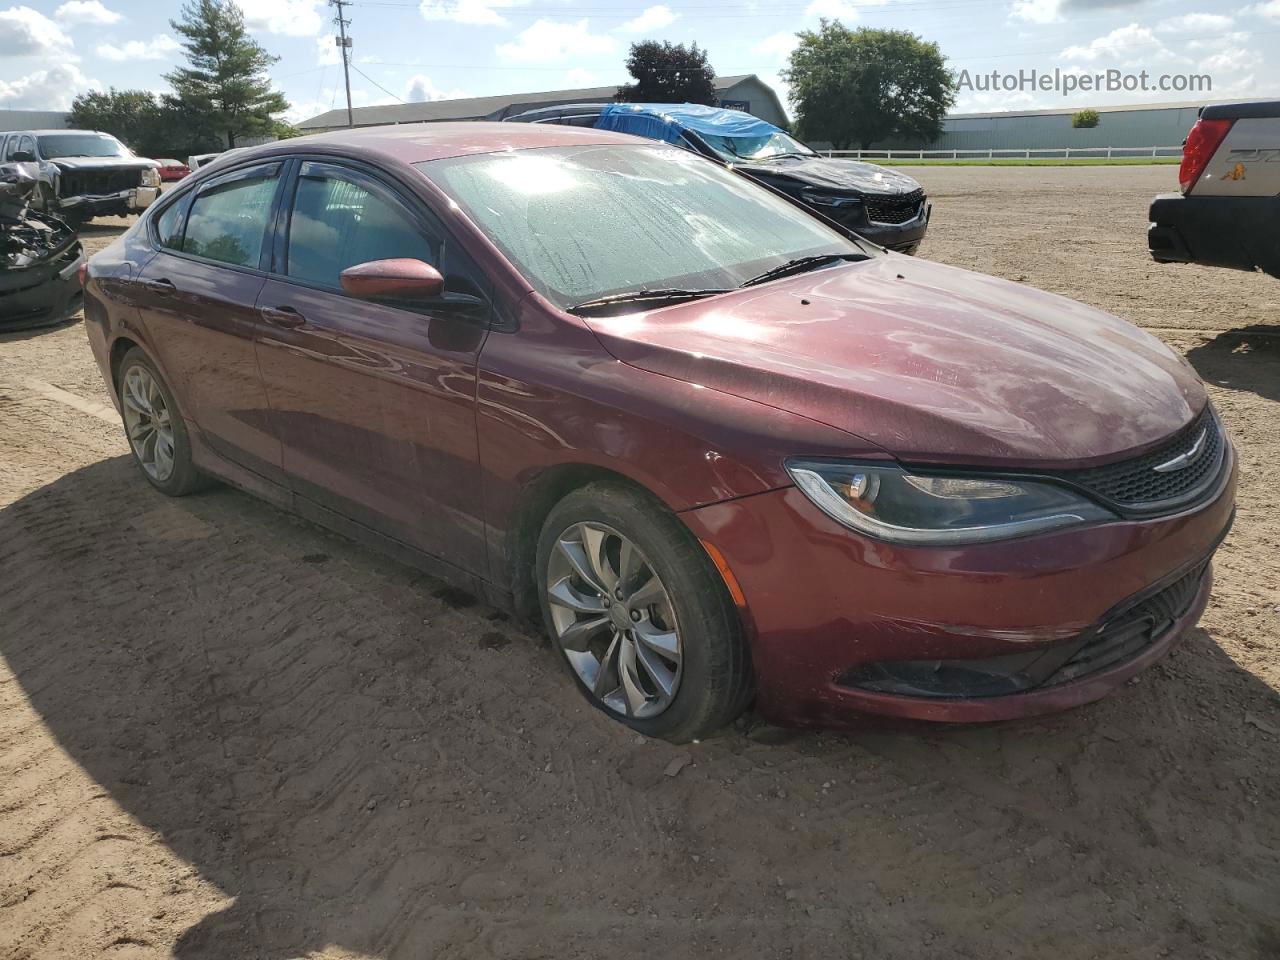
[164,0,290,148]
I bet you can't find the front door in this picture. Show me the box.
[254,159,489,574]
[131,161,286,483]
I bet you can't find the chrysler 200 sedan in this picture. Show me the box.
[83,123,1236,741]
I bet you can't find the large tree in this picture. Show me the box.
[616,41,717,105]
[164,0,290,149]
[781,23,955,150]
[67,88,223,158]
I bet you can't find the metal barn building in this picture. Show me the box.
[296,74,788,133]
[887,98,1266,151]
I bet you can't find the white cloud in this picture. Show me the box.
[1158,12,1233,32]
[1061,23,1168,63]
[496,18,615,64]
[97,33,180,61]
[0,62,95,110]
[1010,0,1062,23]
[419,0,526,27]
[56,0,121,25]
[754,31,799,58]
[954,89,1038,112]
[1199,44,1258,73]
[406,74,470,101]
[805,0,879,18]
[235,0,325,36]
[1246,0,1280,21]
[617,4,676,33]
[565,67,600,86]
[315,34,341,65]
[0,6,73,57]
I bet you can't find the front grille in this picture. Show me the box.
[865,189,924,224]
[1055,408,1224,512]
[58,168,142,197]
[1045,560,1208,686]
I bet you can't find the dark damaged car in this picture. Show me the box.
[0,170,84,330]
[504,102,930,254]
[0,130,160,225]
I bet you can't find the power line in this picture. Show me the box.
[350,63,406,102]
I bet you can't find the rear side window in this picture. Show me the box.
[155,201,185,249]
[285,163,437,289]
[183,166,280,268]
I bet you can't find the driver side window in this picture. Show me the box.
[285,163,439,290]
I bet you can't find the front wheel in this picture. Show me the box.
[117,348,209,496]
[536,483,752,742]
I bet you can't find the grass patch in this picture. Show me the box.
[871,156,1181,166]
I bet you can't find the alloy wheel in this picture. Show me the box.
[121,365,176,483]
[545,521,683,719]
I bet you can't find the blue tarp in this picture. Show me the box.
[594,103,782,145]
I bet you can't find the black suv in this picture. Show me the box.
[504,102,930,254]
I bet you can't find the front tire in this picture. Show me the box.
[117,347,208,496]
[536,482,752,742]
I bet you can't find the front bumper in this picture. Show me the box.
[826,202,931,255]
[59,186,159,217]
[682,446,1236,727]
[0,242,85,331]
[1149,192,1279,278]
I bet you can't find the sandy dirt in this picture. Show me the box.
[1,166,1277,960]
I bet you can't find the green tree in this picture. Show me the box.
[1072,108,1100,129]
[616,41,717,105]
[164,0,290,149]
[781,22,955,150]
[67,88,222,158]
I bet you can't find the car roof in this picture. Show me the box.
[22,129,119,137]
[231,121,650,166]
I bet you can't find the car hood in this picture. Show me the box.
[50,157,157,171]
[730,156,921,196]
[582,256,1205,469]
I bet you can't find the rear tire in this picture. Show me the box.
[117,347,209,497]
[535,482,752,742]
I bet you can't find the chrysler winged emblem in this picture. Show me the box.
[1153,429,1208,473]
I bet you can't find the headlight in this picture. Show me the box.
[785,460,1115,545]
[800,190,862,208]
[141,167,160,187]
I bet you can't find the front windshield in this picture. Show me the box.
[419,144,866,309]
[697,130,815,163]
[37,134,131,159]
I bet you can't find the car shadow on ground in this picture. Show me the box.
[1185,325,1280,404]
[2,456,1278,959]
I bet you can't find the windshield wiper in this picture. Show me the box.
[566,287,729,316]
[740,253,866,288]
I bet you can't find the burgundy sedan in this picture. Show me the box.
[83,123,1235,741]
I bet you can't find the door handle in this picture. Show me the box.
[138,277,175,296]
[259,305,305,328]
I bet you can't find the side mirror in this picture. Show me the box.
[11,150,35,162]
[340,258,444,301]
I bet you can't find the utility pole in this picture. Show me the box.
[330,0,354,128]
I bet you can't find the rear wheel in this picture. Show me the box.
[536,483,752,742]
[117,348,208,496]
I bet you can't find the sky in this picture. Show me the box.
[0,0,1276,126]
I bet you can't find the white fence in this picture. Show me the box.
[824,145,1184,160]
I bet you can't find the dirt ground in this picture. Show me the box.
[1,165,1277,960]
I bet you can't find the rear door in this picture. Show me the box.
[254,158,490,572]
[132,161,287,483]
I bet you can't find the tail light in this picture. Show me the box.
[1179,117,1233,195]
[77,261,88,287]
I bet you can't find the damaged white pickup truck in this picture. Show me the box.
[0,129,160,227]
